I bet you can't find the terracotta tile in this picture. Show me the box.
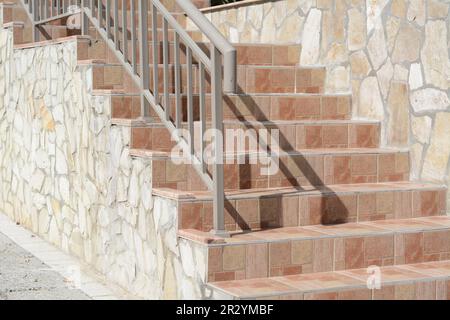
[403,232,425,264]
[208,247,223,273]
[364,235,394,261]
[312,238,334,272]
[278,271,364,291]
[246,243,268,279]
[214,271,236,281]
[295,96,322,119]
[325,155,351,184]
[223,245,246,271]
[259,197,281,228]
[415,281,436,300]
[179,203,203,230]
[273,45,301,66]
[236,199,260,230]
[212,278,297,298]
[338,288,372,300]
[304,291,338,300]
[344,237,365,269]
[270,242,291,267]
[281,196,299,227]
[351,155,377,176]
[394,283,416,300]
[350,124,380,148]
[291,240,313,265]
[423,230,450,254]
[237,45,272,65]
[414,191,441,217]
[322,125,348,147]
[304,125,322,148]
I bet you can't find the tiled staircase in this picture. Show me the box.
[2,0,450,300]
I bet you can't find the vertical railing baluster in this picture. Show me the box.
[130,0,137,74]
[81,0,88,36]
[121,0,128,62]
[151,4,159,104]
[162,18,170,121]
[32,0,40,41]
[138,0,149,118]
[105,0,111,39]
[97,0,102,27]
[199,62,206,173]
[114,0,119,49]
[174,33,181,128]
[210,45,225,236]
[186,48,194,155]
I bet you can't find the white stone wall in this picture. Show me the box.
[191,0,450,211]
[0,26,208,299]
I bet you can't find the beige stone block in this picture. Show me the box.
[392,24,421,63]
[423,112,450,181]
[348,8,366,51]
[421,20,450,90]
[428,0,449,19]
[391,0,407,18]
[386,16,401,54]
[350,51,371,77]
[377,59,394,99]
[387,82,409,146]
[411,116,432,144]
[276,13,304,43]
[358,76,384,120]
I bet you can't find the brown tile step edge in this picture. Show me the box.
[128,119,380,151]
[180,216,450,282]
[207,260,450,300]
[76,60,139,93]
[165,181,447,231]
[132,148,411,192]
[13,35,91,56]
[151,93,352,122]
[124,42,302,66]
[145,64,327,94]
[115,93,352,122]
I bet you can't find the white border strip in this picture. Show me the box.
[0,213,121,300]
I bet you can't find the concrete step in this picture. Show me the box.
[208,260,450,300]
[130,148,411,194]
[128,119,380,152]
[162,181,447,232]
[179,216,450,281]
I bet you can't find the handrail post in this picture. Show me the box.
[32,0,40,42]
[210,45,228,238]
[138,0,150,119]
[81,0,89,35]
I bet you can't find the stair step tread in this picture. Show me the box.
[208,260,450,299]
[178,216,450,245]
[154,181,446,201]
[130,147,407,159]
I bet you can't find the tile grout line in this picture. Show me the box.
[0,213,123,300]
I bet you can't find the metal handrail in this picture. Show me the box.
[17,0,236,237]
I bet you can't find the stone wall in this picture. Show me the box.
[0,26,209,299]
[191,0,450,210]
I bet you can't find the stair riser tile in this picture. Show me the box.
[246,280,450,300]
[151,152,410,192]
[131,127,177,152]
[178,189,447,232]
[130,122,380,152]
[207,230,450,282]
[136,94,352,123]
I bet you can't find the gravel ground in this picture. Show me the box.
[0,232,91,300]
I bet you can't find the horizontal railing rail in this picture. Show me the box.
[18,0,236,237]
